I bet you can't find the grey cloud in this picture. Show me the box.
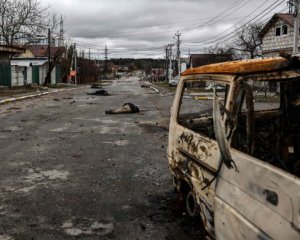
[43,0,285,58]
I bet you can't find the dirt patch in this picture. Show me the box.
[138,123,169,133]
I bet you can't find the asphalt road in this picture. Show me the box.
[0,77,206,240]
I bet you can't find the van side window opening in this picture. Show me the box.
[232,79,300,177]
[177,80,228,140]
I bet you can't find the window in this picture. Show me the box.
[231,79,300,177]
[282,25,288,35]
[275,27,281,36]
[275,25,288,36]
[177,80,229,139]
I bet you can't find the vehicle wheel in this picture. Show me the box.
[185,190,197,217]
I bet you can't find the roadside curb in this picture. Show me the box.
[194,96,214,100]
[143,81,159,93]
[0,86,87,105]
[142,81,166,96]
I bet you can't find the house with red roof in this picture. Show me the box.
[260,13,297,57]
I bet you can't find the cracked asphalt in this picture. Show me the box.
[0,76,206,240]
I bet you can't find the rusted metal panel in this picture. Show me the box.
[182,57,289,76]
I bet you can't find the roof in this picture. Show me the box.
[189,54,232,68]
[25,45,64,58]
[11,58,47,67]
[181,57,290,76]
[260,13,294,37]
[0,45,25,54]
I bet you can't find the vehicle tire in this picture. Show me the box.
[185,190,197,217]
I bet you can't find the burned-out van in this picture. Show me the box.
[168,57,300,239]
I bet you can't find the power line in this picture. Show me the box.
[190,0,249,31]
[182,0,285,48]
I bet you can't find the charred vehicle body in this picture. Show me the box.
[168,57,300,239]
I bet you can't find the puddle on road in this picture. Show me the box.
[24,169,70,182]
[103,140,129,146]
[49,122,141,134]
[8,161,26,167]
[74,117,118,124]
[0,235,14,240]
[50,123,72,132]
[17,185,37,193]
[62,218,114,237]
[90,125,141,135]
[0,126,23,132]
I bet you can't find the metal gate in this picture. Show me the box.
[0,64,11,87]
[32,66,40,85]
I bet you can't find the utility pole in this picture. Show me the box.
[168,44,174,82]
[165,45,169,82]
[289,0,300,54]
[98,51,101,82]
[89,48,91,60]
[58,15,64,47]
[74,43,77,84]
[47,28,51,84]
[104,44,108,73]
[175,31,181,78]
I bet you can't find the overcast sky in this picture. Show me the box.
[42,0,288,59]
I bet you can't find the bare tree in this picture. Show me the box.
[43,14,66,85]
[206,44,238,60]
[234,23,263,59]
[0,0,48,45]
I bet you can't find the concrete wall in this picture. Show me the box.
[51,66,56,84]
[11,66,26,86]
[11,64,49,86]
[39,65,47,85]
[27,67,32,85]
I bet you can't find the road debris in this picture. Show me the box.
[87,90,109,96]
[105,103,140,114]
[91,83,103,89]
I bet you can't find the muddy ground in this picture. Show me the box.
[0,77,206,239]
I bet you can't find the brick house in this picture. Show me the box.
[260,13,297,57]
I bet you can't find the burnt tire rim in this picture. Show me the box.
[186,191,197,217]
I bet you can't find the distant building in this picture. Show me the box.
[150,68,164,82]
[180,57,189,73]
[260,13,297,57]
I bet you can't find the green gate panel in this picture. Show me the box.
[56,66,61,83]
[0,64,11,87]
[32,66,39,85]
